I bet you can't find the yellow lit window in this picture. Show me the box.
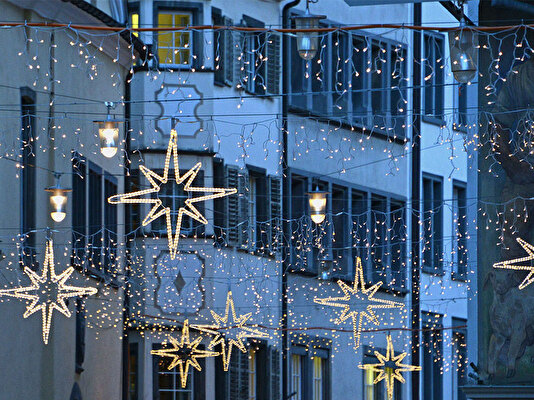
[249,349,257,400]
[312,357,323,400]
[157,12,192,66]
[130,13,139,37]
[291,354,302,400]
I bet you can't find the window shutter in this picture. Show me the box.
[226,165,240,246]
[232,27,246,89]
[269,176,282,253]
[223,16,234,85]
[266,32,281,95]
[238,171,250,249]
[269,347,281,400]
[229,347,249,400]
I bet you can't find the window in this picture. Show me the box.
[452,182,467,280]
[21,88,37,269]
[454,83,468,130]
[75,299,86,374]
[290,343,329,400]
[157,12,192,66]
[452,319,467,400]
[157,355,193,400]
[290,354,303,400]
[312,357,324,400]
[71,156,118,279]
[422,313,443,400]
[212,8,233,85]
[129,343,139,400]
[242,16,266,95]
[246,169,268,252]
[249,348,257,400]
[151,169,205,238]
[289,26,407,137]
[423,33,445,119]
[129,11,139,37]
[363,360,403,399]
[422,175,443,274]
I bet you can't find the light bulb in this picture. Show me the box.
[51,211,66,222]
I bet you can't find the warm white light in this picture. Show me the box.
[308,189,328,224]
[99,121,119,158]
[51,211,66,223]
[46,178,70,224]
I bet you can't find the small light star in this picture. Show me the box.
[314,257,403,350]
[192,291,268,371]
[358,334,421,400]
[151,320,218,388]
[0,239,97,344]
[108,129,236,259]
[493,237,534,289]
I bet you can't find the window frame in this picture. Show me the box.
[451,180,467,281]
[288,168,408,293]
[288,18,408,138]
[290,339,331,400]
[451,317,467,400]
[153,1,203,70]
[422,312,444,400]
[422,31,445,123]
[422,173,444,275]
[362,344,404,400]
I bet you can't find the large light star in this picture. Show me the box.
[192,291,268,371]
[151,320,218,388]
[358,334,421,400]
[313,257,403,350]
[0,239,98,344]
[108,129,236,259]
[493,237,534,290]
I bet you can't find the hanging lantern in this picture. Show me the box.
[448,20,477,83]
[307,186,328,224]
[95,102,123,158]
[292,2,325,61]
[45,174,71,223]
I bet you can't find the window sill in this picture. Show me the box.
[287,105,408,145]
[422,115,446,127]
[421,266,445,276]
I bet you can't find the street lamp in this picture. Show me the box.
[307,186,328,224]
[292,0,326,60]
[45,173,71,223]
[448,5,477,83]
[95,101,123,158]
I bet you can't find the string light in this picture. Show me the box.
[150,319,218,388]
[358,334,421,400]
[313,257,404,350]
[192,291,268,371]
[492,237,534,290]
[0,239,97,344]
[108,128,236,259]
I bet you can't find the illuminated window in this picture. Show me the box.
[363,363,402,399]
[130,12,139,37]
[157,12,192,66]
[249,348,257,400]
[291,354,302,400]
[312,357,323,400]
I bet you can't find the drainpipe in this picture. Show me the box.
[411,4,422,400]
[282,1,300,399]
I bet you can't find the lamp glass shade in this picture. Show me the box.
[448,28,477,83]
[308,190,328,224]
[46,186,70,223]
[98,120,119,158]
[294,12,325,61]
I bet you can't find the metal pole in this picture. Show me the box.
[411,3,422,400]
[282,1,301,399]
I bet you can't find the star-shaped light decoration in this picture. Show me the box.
[493,237,534,290]
[108,129,236,259]
[192,291,268,371]
[358,334,421,400]
[151,320,218,388]
[0,239,97,344]
[313,257,403,350]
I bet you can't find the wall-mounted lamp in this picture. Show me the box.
[45,173,71,223]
